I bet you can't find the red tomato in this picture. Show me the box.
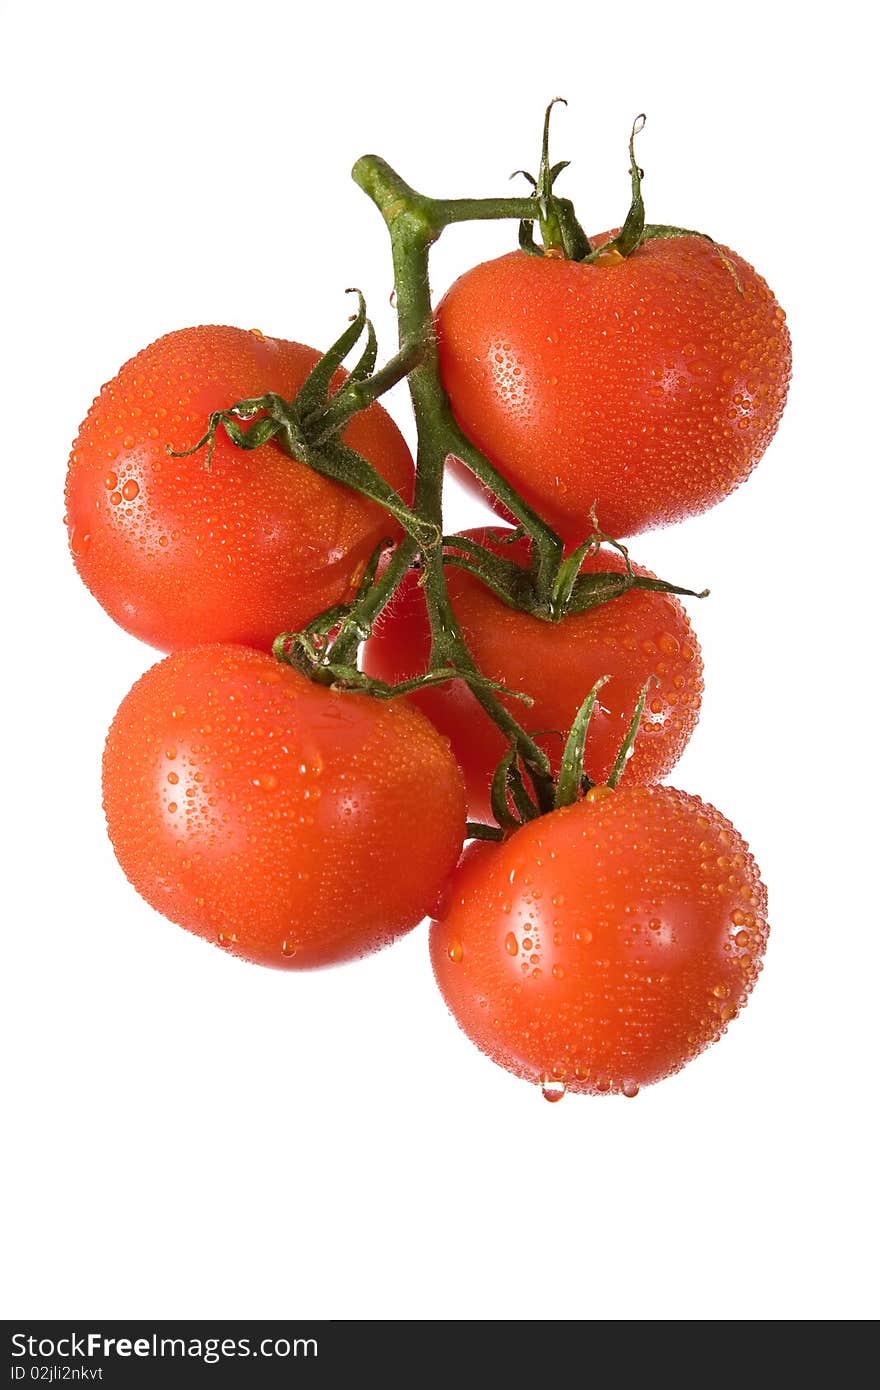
[66,326,414,651]
[437,240,791,539]
[103,645,466,968]
[363,529,703,819]
[431,785,768,1097]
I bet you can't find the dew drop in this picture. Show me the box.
[541,1078,566,1103]
[447,937,464,964]
[621,1080,640,1099]
[121,478,140,501]
[281,940,298,958]
[584,785,614,804]
[504,932,518,956]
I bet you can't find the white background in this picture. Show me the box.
[2,0,876,1322]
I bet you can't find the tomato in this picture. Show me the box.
[66,326,414,652]
[431,784,768,1097]
[102,645,466,968]
[437,239,791,539]
[363,529,702,819]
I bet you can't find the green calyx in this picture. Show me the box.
[443,518,707,624]
[517,107,738,277]
[577,115,739,278]
[516,98,592,260]
[484,674,658,836]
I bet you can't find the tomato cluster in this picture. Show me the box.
[67,116,787,1100]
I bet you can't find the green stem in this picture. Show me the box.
[353,154,555,799]
[352,154,564,598]
[428,195,544,227]
[329,536,418,666]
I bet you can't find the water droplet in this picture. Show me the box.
[541,1078,566,1103]
[447,938,463,964]
[167,771,179,785]
[281,940,297,958]
[734,929,750,948]
[522,937,533,952]
[584,785,614,804]
[504,932,518,956]
[552,964,565,980]
[109,490,122,506]
[249,327,265,340]
[217,931,238,948]
[713,982,730,999]
[121,478,140,501]
[104,472,118,490]
[621,1080,640,1099]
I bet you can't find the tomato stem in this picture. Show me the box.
[351,153,559,799]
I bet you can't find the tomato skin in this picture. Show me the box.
[102,645,466,969]
[363,529,703,820]
[437,240,791,539]
[431,786,768,1096]
[66,326,414,652]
